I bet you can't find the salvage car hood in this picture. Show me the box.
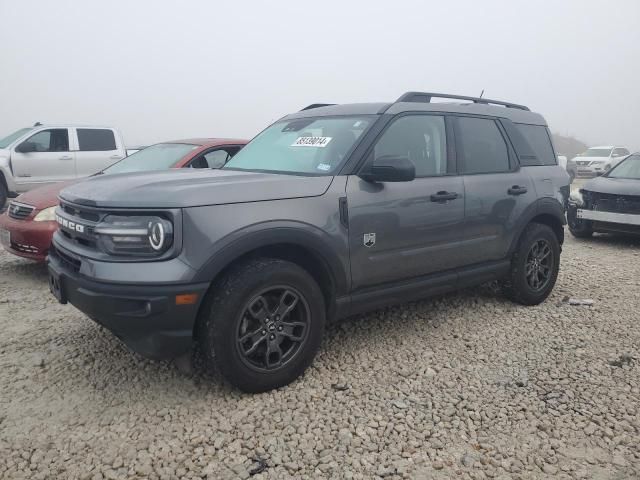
[15,180,77,209]
[582,176,640,196]
[59,169,334,208]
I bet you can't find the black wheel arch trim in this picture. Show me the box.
[193,221,349,297]
[507,197,566,255]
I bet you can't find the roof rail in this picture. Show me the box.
[396,92,530,111]
[300,103,336,111]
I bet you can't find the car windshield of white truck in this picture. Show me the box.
[607,155,640,179]
[581,148,612,157]
[0,128,33,148]
[103,143,198,174]
[223,116,373,175]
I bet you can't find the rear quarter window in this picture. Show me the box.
[516,124,556,166]
[77,129,117,151]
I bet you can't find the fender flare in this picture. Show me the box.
[507,197,566,254]
[193,221,350,296]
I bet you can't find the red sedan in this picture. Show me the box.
[0,138,247,262]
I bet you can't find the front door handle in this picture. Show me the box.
[430,191,458,202]
[59,155,73,160]
[508,185,528,196]
[110,155,123,159]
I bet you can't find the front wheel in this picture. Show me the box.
[0,182,7,211]
[502,223,560,306]
[198,258,326,393]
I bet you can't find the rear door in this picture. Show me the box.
[11,128,75,188]
[347,114,466,290]
[73,128,124,177]
[454,116,536,265]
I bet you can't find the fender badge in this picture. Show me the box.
[363,233,376,247]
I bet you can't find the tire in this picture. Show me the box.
[198,258,326,393]
[567,207,593,238]
[0,181,7,211]
[502,223,560,306]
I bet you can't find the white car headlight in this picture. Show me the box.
[34,206,57,222]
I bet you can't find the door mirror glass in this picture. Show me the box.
[359,155,416,182]
[15,141,37,153]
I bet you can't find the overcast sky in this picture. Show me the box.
[1,0,639,151]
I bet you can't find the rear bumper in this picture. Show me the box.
[0,214,56,262]
[48,247,210,359]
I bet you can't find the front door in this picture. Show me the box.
[11,128,75,189]
[347,114,466,291]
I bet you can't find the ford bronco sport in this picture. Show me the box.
[48,92,569,392]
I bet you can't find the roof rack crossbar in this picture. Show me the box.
[300,103,336,111]
[396,92,530,111]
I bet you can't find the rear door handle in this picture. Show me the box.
[59,155,73,160]
[430,191,458,202]
[508,185,528,196]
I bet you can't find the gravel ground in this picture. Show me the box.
[1,231,639,479]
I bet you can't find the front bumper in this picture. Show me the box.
[48,246,210,359]
[0,214,56,262]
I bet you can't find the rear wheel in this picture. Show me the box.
[198,258,325,392]
[502,223,560,305]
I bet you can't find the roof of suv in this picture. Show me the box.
[284,91,547,126]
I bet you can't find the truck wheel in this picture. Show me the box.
[198,258,325,392]
[502,223,560,306]
[0,181,7,211]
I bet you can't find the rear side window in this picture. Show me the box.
[77,129,117,151]
[456,117,509,174]
[516,124,556,166]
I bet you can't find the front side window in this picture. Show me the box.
[516,124,556,166]
[21,129,69,152]
[0,128,33,148]
[77,129,117,151]
[103,143,198,174]
[608,155,640,179]
[373,115,447,177]
[224,116,373,175]
[191,147,242,169]
[457,117,509,174]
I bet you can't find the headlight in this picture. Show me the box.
[569,189,584,206]
[94,215,173,256]
[34,206,57,222]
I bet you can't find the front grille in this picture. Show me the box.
[8,202,35,220]
[10,241,40,254]
[591,192,640,215]
[57,200,104,251]
[576,160,591,166]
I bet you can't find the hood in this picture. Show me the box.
[0,149,9,162]
[14,180,78,210]
[582,176,640,196]
[59,169,334,208]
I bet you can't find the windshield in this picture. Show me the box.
[607,155,640,179]
[581,148,612,158]
[223,116,374,175]
[0,128,33,148]
[103,143,199,174]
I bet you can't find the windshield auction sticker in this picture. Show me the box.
[291,136,333,147]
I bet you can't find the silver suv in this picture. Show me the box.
[48,92,570,392]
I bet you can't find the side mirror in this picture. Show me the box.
[596,171,605,176]
[16,142,36,153]
[359,155,416,183]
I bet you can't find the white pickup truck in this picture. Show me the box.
[0,124,127,206]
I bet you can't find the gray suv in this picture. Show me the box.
[48,92,570,392]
